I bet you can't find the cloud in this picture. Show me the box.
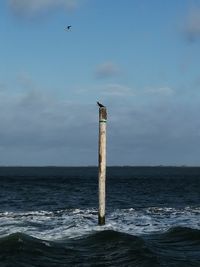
[95,84,174,100]
[0,88,98,165]
[183,7,200,42]
[145,87,174,96]
[0,78,199,166]
[8,0,80,17]
[101,84,134,97]
[95,62,120,79]
[107,96,200,166]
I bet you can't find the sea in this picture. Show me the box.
[0,166,199,267]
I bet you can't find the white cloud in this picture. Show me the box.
[8,0,80,17]
[95,62,120,79]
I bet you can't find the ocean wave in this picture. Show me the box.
[0,207,199,241]
[0,228,200,267]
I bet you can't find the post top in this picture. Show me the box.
[99,107,107,120]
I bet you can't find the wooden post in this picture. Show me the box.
[98,105,107,225]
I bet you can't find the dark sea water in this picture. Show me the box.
[0,166,200,267]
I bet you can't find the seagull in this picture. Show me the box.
[97,101,105,108]
[65,25,71,31]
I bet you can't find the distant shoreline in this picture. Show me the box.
[0,165,199,168]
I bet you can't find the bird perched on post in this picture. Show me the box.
[97,101,105,108]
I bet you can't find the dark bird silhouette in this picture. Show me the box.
[97,101,105,108]
[65,25,71,31]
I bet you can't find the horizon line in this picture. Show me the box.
[0,165,199,168]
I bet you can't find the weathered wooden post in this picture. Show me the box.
[97,102,107,225]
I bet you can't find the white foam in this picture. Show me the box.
[0,207,199,240]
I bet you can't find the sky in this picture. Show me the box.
[0,0,200,166]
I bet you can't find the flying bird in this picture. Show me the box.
[65,25,72,31]
[97,101,105,108]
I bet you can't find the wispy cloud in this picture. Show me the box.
[101,84,134,97]
[183,7,200,42]
[95,62,120,79]
[8,0,80,17]
[145,87,174,96]
[96,84,174,98]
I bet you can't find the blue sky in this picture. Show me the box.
[0,0,200,166]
